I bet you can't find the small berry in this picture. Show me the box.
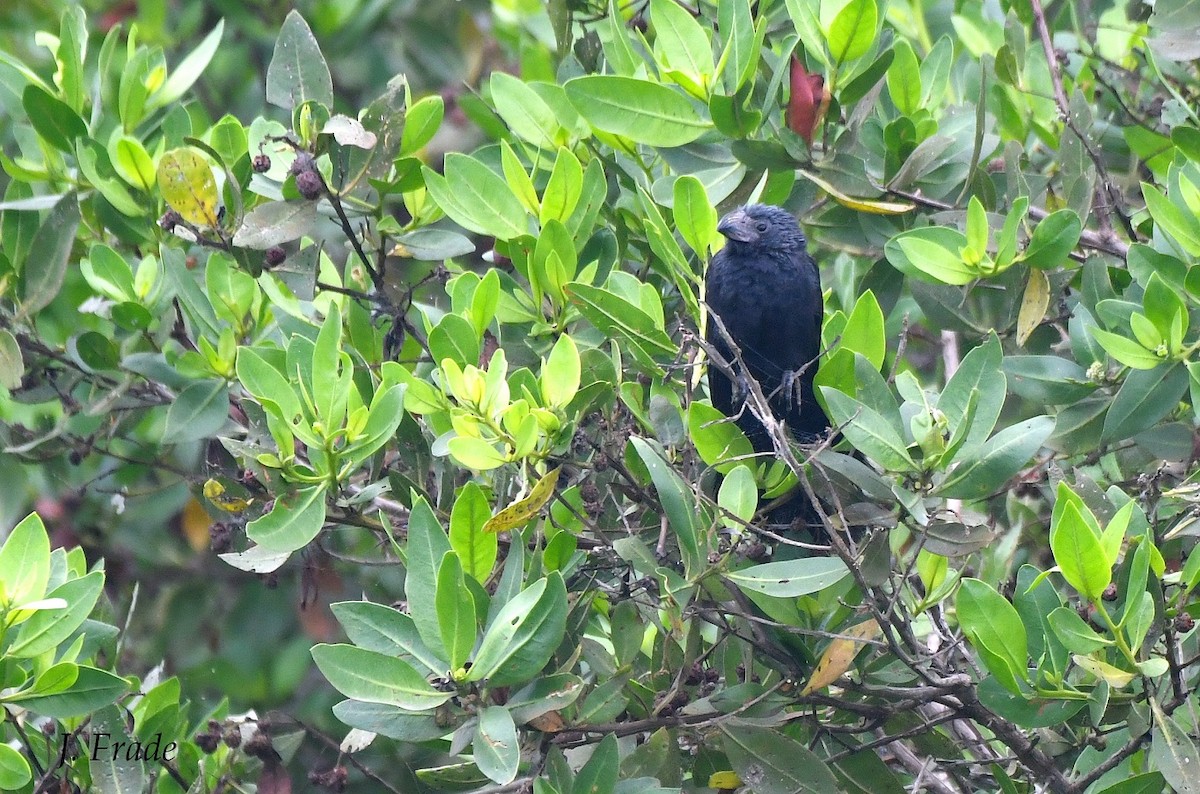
[295,170,323,200]
[194,730,220,754]
[159,209,183,231]
[223,726,242,749]
[1175,613,1195,633]
[1102,583,1119,601]
[308,766,349,792]
[244,731,275,760]
[289,152,316,176]
[252,154,272,173]
[264,246,287,268]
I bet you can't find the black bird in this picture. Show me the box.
[705,204,829,453]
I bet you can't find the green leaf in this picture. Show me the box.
[938,333,1005,453]
[333,702,449,741]
[565,75,710,147]
[311,302,346,426]
[1022,209,1082,269]
[392,228,475,261]
[718,0,757,93]
[956,578,1029,695]
[565,282,676,367]
[727,557,849,597]
[717,464,757,530]
[1090,327,1164,370]
[575,733,620,794]
[157,147,220,227]
[630,437,701,571]
[468,573,568,686]
[839,291,886,369]
[721,725,840,794]
[1052,502,1111,601]
[311,644,452,710]
[688,401,755,473]
[0,512,51,609]
[500,140,539,215]
[81,243,135,302]
[887,39,921,115]
[892,230,977,285]
[1143,182,1200,255]
[673,175,718,257]
[7,665,129,719]
[490,72,560,149]
[344,383,407,468]
[541,147,584,225]
[1094,774,1167,794]
[266,11,334,111]
[507,674,585,724]
[76,139,142,216]
[1149,701,1200,794]
[436,552,476,672]
[1002,355,1097,404]
[400,95,444,157]
[650,0,713,82]
[245,485,327,552]
[232,200,319,249]
[1102,363,1188,442]
[156,20,225,108]
[0,330,23,390]
[405,496,452,656]
[1046,606,1112,654]
[937,416,1054,499]
[9,572,103,658]
[430,313,482,370]
[1143,272,1188,338]
[473,707,520,784]
[423,154,529,240]
[448,437,508,470]
[237,346,302,420]
[18,193,79,319]
[55,8,86,112]
[541,333,581,408]
[820,387,916,471]
[450,483,497,583]
[22,85,87,153]
[330,601,444,674]
[164,380,228,443]
[827,0,878,64]
[0,744,31,791]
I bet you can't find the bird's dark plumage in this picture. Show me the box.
[705,204,829,453]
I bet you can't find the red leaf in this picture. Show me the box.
[787,57,828,145]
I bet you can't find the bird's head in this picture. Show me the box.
[716,204,806,254]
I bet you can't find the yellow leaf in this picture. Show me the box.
[181,497,212,552]
[482,467,560,534]
[801,619,881,694]
[1072,654,1135,688]
[1017,268,1050,346]
[798,170,915,215]
[527,710,565,733]
[157,147,221,227]
[202,478,254,513]
[707,771,742,790]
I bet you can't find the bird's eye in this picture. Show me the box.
[755,221,768,232]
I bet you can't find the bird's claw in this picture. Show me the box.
[780,369,804,412]
[733,373,751,406]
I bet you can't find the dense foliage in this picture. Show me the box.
[2,0,1200,792]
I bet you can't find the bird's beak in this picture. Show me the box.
[716,209,755,243]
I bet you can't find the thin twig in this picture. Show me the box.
[1029,0,1137,242]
